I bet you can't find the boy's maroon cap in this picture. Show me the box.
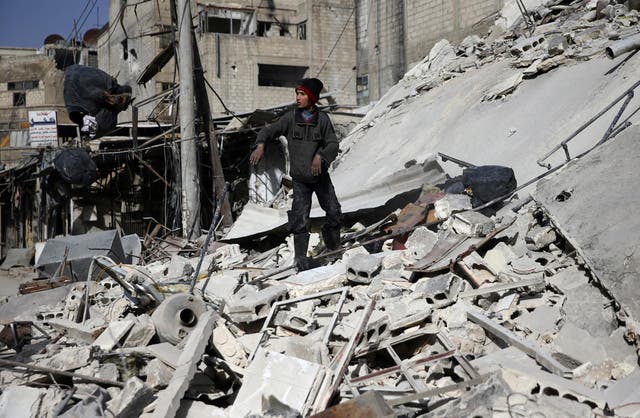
[295,78,323,104]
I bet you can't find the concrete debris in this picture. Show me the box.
[345,253,382,284]
[0,248,35,270]
[482,71,524,101]
[1,1,639,417]
[229,348,325,418]
[450,210,496,237]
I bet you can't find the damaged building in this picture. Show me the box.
[1,0,640,417]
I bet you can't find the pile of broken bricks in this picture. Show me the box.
[0,178,639,417]
[1,0,640,417]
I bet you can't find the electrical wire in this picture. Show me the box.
[315,7,355,77]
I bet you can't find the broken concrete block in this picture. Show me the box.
[404,226,438,259]
[196,270,244,303]
[144,358,174,389]
[274,302,317,335]
[152,293,208,344]
[526,225,557,250]
[282,264,346,298]
[483,242,517,274]
[482,72,524,101]
[93,319,135,351]
[62,284,87,322]
[212,244,247,269]
[0,248,35,270]
[555,322,607,364]
[363,310,391,345]
[411,273,462,308]
[46,318,103,344]
[0,385,45,418]
[451,211,495,237]
[212,321,248,368]
[434,194,472,220]
[514,304,561,339]
[511,35,546,56]
[122,314,156,348]
[229,348,325,418]
[164,255,195,280]
[379,295,431,331]
[509,255,544,275]
[226,284,288,323]
[562,281,617,339]
[428,39,456,72]
[38,346,92,371]
[346,254,382,284]
[547,35,567,56]
[145,343,182,369]
[106,377,154,418]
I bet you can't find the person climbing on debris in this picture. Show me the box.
[250,78,342,271]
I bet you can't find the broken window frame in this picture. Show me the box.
[13,92,26,107]
[8,80,39,91]
[199,6,256,36]
[258,64,308,88]
[356,74,369,104]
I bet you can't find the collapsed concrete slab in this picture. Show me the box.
[533,127,640,322]
[229,348,325,418]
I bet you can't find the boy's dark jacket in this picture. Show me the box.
[255,108,339,183]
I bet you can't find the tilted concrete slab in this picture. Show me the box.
[229,348,325,418]
[533,127,640,321]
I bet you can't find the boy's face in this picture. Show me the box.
[296,89,311,109]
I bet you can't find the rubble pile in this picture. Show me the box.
[0,170,639,417]
[1,0,639,417]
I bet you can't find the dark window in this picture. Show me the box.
[13,92,26,107]
[159,27,173,49]
[357,74,369,104]
[207,16,242,34]
[258,64,307,87]
[87,51,98,68]
[297,22,306,40]
[257,21,271,37]
[8,80,38,90]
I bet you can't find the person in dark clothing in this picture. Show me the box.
[250,78,342,271]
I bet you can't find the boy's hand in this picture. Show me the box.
[311,154,322,176]
[250,144,264,165]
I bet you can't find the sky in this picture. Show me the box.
[0,0,110,48]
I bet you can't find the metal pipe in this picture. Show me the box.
[606,34,640,59]
[537,79,640,168]
[597,91,634,145]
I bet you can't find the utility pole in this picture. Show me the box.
[176,0,201,239]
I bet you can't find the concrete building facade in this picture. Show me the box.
[355,0,504,104]
[0,40,100,147]
[97,0,357,120]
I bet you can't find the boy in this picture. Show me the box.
[250,78,341,270]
